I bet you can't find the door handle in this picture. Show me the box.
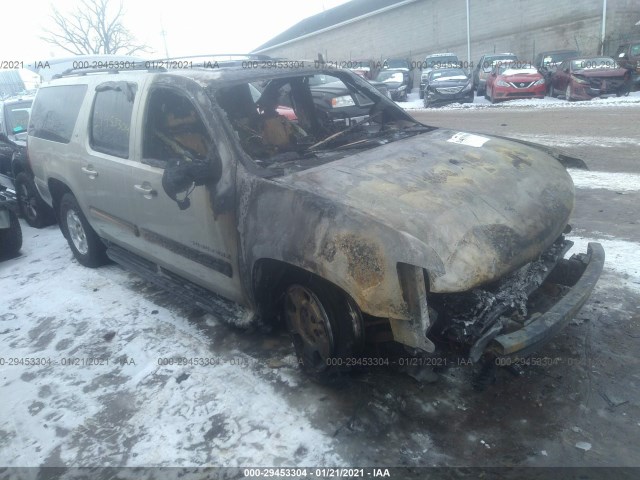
[134,183,157,199]
[81,166,98,178]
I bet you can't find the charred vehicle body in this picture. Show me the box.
[27,61,604,379]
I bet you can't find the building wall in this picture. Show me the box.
[257,0,639,65]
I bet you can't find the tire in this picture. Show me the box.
[14,172,55,228]
[0,209,22,257]
[284,275,364,380]
[59,193,108,267]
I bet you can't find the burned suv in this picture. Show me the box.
[28,61,603,378]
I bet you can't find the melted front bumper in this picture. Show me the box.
[489,242,604,358]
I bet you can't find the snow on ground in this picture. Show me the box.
[0,223,343,467]
[397,90,640,110]
[568,169,640,192]
[566,235,640,293]
[503,135,640,149]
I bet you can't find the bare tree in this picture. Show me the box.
[42,0,150,56]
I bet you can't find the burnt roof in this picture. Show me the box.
[253,0,412,52]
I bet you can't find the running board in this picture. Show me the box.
[106,243,255,326]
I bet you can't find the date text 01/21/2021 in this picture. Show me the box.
[243,468,391,477]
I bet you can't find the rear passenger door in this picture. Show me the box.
[79,80,142,250]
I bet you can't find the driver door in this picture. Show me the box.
[129,85,242,303]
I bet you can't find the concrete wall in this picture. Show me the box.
[257,0,640,65]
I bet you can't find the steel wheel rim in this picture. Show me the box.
[18,183,37,220]
[285,285,334,365]
[66,209,88,255]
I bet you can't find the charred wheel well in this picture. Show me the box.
[252,258,355,325]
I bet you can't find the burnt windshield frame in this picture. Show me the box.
[208,68,429,178]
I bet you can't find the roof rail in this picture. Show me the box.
[153,53,274,62]
[147,53,277,69]
[52,61,166,79]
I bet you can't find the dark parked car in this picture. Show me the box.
[615,40,640,88]
[534,50,580,92]
[0,96,56,228]
[485,61,546,103]
[0,181,22,258]
[549,56,630,100]
[382,58,413,90]
[423,68,474,107]
[309,75,376,127]
[374,69,410,101]
[473,53,518,95]
[534,49,580,70]
[419,53,460,99]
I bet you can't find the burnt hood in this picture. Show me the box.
[278,129,575,292]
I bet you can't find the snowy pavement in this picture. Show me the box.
[0,226,343,467]
[398,90,640,111]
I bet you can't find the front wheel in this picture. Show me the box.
[59,193,108,267]
[15,172,55,228]
[284,276,363,379]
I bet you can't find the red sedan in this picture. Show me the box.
[485,61,546,103]
[549,56,629,101]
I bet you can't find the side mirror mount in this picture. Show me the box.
[161,152,222,210]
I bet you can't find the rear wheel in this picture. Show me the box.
[284,275,363,379]
[0,209,22,257]
[15,172,55,228]
[59,193,108,267]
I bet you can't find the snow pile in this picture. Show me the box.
[568,169,640,192]
[400,91,640,110]
[566,236,640,293]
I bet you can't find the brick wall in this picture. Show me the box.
[257,0,639,65]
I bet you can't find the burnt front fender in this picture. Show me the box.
[237,170,444,324]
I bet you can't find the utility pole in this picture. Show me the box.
[466,0,471,66]
[600,0,607,55]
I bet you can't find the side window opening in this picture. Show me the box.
[143,88,210,168]
[90,81,137,158]
[29,85,87,144]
